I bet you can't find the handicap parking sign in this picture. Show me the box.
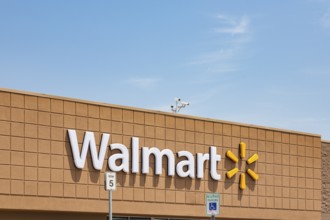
[209,202,217,211]
[206,193,220,216]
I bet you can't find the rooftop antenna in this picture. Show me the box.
[171,97,190,113]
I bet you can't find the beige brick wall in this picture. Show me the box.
[322,141,330,220]
[0,88,322,220]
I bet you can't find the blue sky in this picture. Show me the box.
[0,0,329,139]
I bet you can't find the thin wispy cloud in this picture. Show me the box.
[127,77,160,89]
[215,15,250,35]
[301,68,330,76]
[187,14,252,76]
[309,0,330,4]
[189,48,236,65]
[267,87,320,97]
[187,48,239,75]
[320,9,330,29]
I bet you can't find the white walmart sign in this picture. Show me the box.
[68,129,222,180]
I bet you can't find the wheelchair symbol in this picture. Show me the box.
[209,202,217,211]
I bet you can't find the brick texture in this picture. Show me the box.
[322,141,330,220]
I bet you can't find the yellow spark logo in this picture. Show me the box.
[226,142,259,190]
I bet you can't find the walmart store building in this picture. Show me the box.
[0,88,329,220]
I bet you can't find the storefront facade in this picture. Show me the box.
[0,88,323,219]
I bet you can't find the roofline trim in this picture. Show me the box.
[0,87,321,138]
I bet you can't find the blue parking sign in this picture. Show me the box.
[209,202,217,211]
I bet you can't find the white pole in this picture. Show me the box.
[109,190,112,220]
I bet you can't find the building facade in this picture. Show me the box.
[0,88,324,220]
[322,141,330,220]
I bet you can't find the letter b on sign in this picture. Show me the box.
[104,172,116,191]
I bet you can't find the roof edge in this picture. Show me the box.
[0,87,321,138]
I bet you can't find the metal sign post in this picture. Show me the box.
[109,190,112,220]
[104,172,116,220]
